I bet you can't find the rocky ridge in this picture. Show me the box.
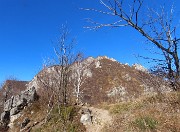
[0,86,38,130]
[28,56,171,104]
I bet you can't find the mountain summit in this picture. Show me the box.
[27,56,171,104]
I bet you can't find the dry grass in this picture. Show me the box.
[102,92,180,132]
[12,100,47,132]
[11,100,85,132]
[77,57,170,105]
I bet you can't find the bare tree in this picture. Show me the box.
[36,25,85,131]
[53,26,80,106]
[84,0,180,90]
[38,25,77,105]
[71,53,88,104]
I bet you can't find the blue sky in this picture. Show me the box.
[0,0,180,83]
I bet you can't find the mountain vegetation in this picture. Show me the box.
[1,1,180,131]
[0,56,179,132]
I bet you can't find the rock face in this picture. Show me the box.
[20,117,30,129]
[0,80,28,114]
[0,86,38,125]
[0,111,10,123]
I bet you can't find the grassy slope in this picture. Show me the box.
[12,101,85,132]
[10,92,180,132]
[102,92,180,132]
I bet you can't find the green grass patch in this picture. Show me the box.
[131,116,158,131]
[109,101,144,114]
[110,102,132,114]
[51,105,76,122]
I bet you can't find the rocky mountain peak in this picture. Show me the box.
[0,56,174,131]
[132,63,148,72]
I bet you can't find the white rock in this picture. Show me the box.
[97,56,117,62]
[80,113,92,125]
[132,63,148,72]
[95,61,101,68]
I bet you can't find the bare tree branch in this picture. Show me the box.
[84,0,180,90]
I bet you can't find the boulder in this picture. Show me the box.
[80,114,92,125]
[21,86,38,103]
[4,97,14,112]
[12,95,27,108]
[80,108,92,125]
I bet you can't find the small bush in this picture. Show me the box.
[131,116,158,131]
[35,105,85,132]
[51,105,76,122]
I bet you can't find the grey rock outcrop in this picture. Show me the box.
[10,107,20,116]
[12,95,27,108]
[20,117,30,129]
[4,97,13,112]
[0,86,38,125]
[0,111,10,123]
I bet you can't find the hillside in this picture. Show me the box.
[0,56,179,132]
[28,56,171,104]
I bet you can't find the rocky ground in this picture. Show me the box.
[80,106,112,132]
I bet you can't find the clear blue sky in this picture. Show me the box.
[0,0,180,83]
